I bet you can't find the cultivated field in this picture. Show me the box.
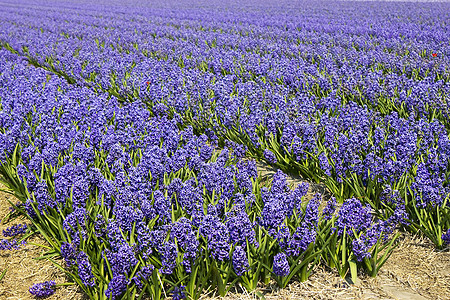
[0,0,449,299]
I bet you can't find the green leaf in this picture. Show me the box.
[0,269,7,282]
[349,260,358,284]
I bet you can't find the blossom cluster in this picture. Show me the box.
[2,224,27,237]
[29,281,56,298]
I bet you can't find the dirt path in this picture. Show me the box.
[1,165,449,299]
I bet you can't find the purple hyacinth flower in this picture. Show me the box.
[105,275,128,299]
[29,281,56,298]
[352,238,372,262]
[273,252,290,277]
[2,224,27,237]
[60,242,77,267]
[232,246,250,276]
[264,149,277,164]
[172,285,187,300]
[0,239,26,251]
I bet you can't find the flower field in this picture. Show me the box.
[0,0,449,299]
